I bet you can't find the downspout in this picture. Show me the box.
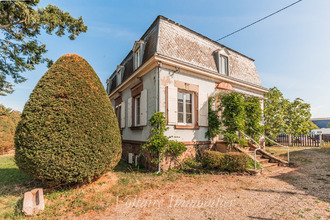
[156,61,162,173]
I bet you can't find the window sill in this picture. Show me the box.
[174,125,199,130]
[130,126,144,130]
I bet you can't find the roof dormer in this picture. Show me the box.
[133,40,145,71]
[106,78,112,95]
[214,48,230,76]
[116,65,125,86]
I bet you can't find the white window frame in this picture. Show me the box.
[134,95,141,126]
[134,47,141,70]
[177,91,194,125]
[219,54,229,75]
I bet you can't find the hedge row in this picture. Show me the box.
[202,150,249,172]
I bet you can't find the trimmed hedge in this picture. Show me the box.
[202,150,249,172]
[15,54,122,186]
[202,150,224,169]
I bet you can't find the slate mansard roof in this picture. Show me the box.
[108,15,263,94]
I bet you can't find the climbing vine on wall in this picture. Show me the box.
[206,92,263,147]
[142,112,187,166]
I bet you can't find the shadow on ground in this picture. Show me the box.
[269,147,330,202]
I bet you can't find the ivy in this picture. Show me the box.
[142,112,187,167]
[205,97,221,139]
[206,92,263,147]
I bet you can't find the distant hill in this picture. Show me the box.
[311,118,330,129]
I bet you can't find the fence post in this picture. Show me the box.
[288,134,292,146]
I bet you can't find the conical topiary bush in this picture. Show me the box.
[15,54,122,186]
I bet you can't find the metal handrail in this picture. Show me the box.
[261,134,290,163]
[240,131,261,170]
[249,127,290,163]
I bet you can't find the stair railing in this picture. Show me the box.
[240,131,261,170]
[248,127,290,163]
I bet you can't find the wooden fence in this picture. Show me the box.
[277,134,330,147]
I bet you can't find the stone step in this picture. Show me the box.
[262,162,278,169]
[258,158,270,164]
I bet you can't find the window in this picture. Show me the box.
[134,48,141,70]
[219,55,228,75]
[115,104,121,126]
[178,91,193,124]
[134,95,141,126]
[116,70,122,86]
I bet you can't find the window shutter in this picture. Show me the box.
[127,97,133,127]
[140,89,148,126]
[199,92,208,126]
[167,86,178,125]
[120,101,125,128]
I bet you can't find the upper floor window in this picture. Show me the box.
[134,48,142,70]
[219,55,228,75]
[106,79,111,94]
[215,49,230,76]
[133,40,145,71]
[116,65,125,86]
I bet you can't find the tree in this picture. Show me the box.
[328,122,330,128]
[0,104,21,154]
[0,0,87,95]
[15,54,121,186]
[263,87,286,142]
[245,96,263,141]
[264,87,312,143]
[283,98,311,137]
[307,121,319,130]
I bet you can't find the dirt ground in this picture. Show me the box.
[76,147,330,220]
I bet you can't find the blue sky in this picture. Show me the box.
[1,0,329,118]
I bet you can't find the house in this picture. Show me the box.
[310,118,330,129]
[106,15,268,169]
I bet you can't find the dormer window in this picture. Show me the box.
[219,55,228,75]
[106,79,112,94]
[116,65,125,86]
[133,40,145,71]
[215,48,230,76]
[134,48,141,69]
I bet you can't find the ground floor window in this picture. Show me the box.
[115,104,121,126]
[134,95,141,126]
[178,91,193,124]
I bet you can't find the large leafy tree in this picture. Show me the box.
[0,0,87,95]
[283,98,311,137]
[264,87,312,143]
[264,87,287,141]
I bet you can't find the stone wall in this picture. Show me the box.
[122,140,213,171]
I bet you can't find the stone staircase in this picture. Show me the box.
[233,142,289,174]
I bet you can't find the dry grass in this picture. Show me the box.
[1,147,330,219]
[0,158,188,219]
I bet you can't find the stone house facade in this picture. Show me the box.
[106,15,268,170]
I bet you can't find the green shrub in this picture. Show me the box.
[202,150,249,172]
[143,112,187,166]
[167,140,187,157]
[15,54,122,186]
[202,150,224,169]
[222,152,249,172]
